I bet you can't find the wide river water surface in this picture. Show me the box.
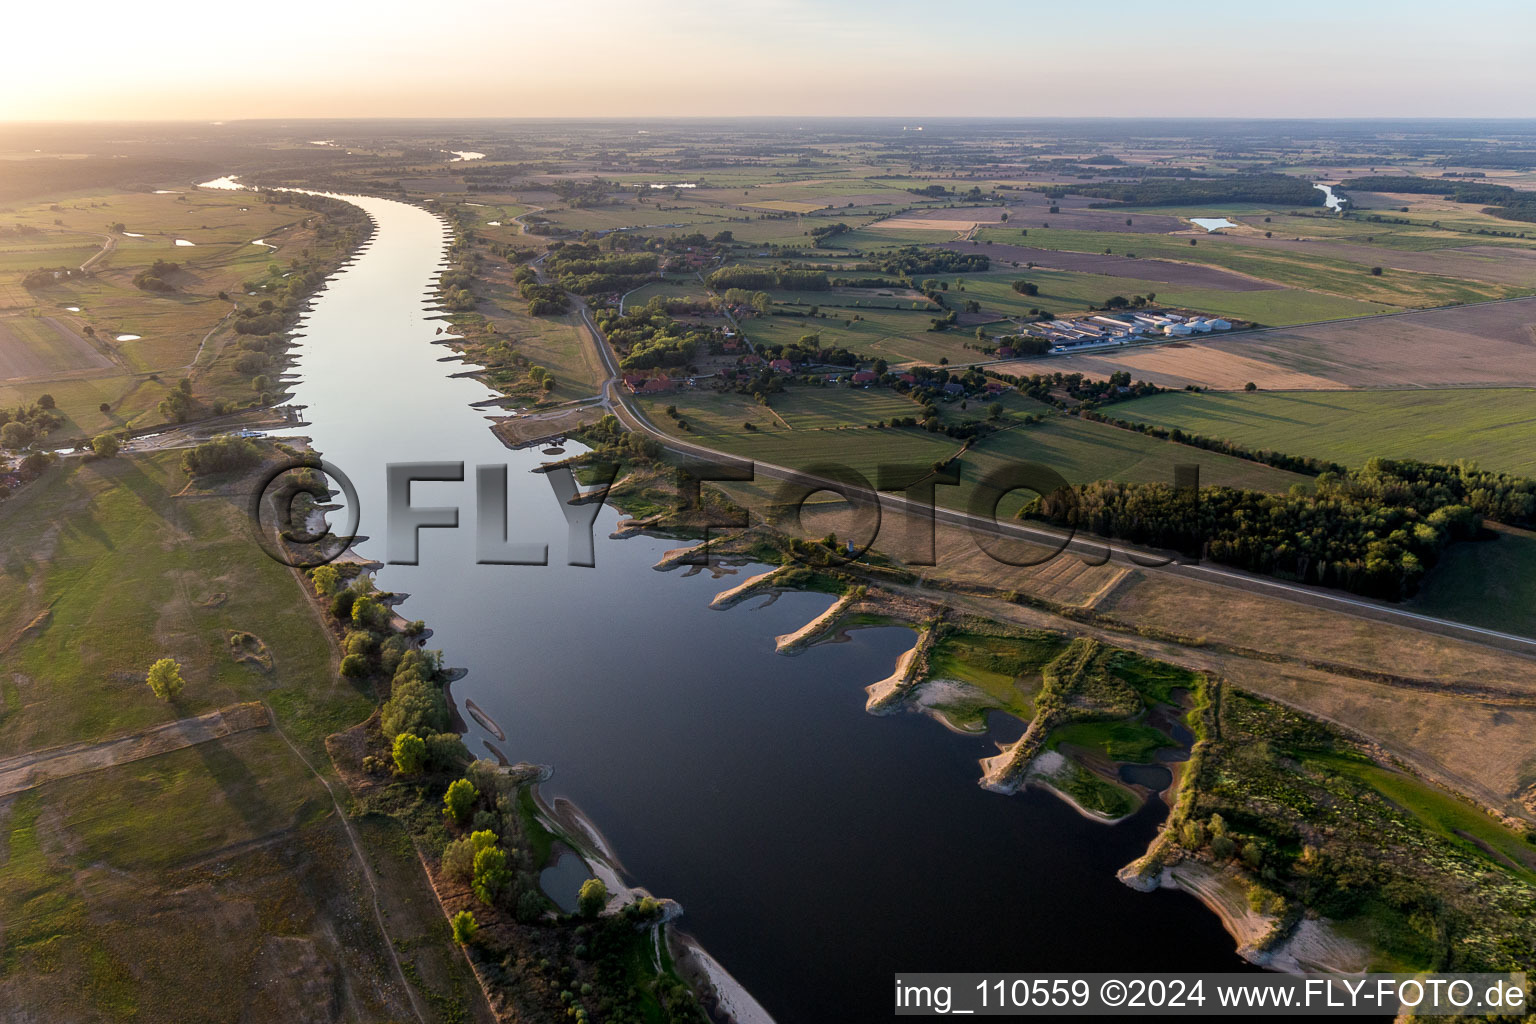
[265,190,1250,1022]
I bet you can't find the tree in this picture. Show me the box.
[37,394,55,410]
[444,778,478,824]
[516,889,546,923]
[339,653,368,678]
[988,402,1004,421]
[99,402,111,414]
[1244,381,1257,392]
[91,433,120,458]
[450,910,478,946]
[471,846,512,905]
[1370,266,1383,276]
[441,829,497,883]
[1,421,36,449]
[146,658,185,701]
[392,732,426,774]
[310,564,340,596]
[577,877,608,918]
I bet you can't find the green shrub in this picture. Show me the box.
[444,778,478,825]
[577,877,608,918]
[450,910,478,945]
[310,565,340,596]
[392,733,426,774]
[471,846,512,905]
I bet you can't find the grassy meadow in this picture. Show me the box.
[0,450,484,1022]
[0,189,354,435]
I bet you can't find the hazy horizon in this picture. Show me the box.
[5,0,1533,122]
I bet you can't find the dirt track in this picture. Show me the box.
[0,703,270,797]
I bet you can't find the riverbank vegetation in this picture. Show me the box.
[1142,681,1536,972]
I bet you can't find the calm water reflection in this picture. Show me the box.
[278,193,1250,1023]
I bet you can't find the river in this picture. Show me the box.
[257,189,1251,1022]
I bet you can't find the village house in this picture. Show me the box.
[624,374,676,395]
[769,358,793,373]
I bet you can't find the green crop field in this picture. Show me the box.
[641,388,1305,530]
[1412,525,1536,639]
[743,306,989,365]
[974,226,1526,307]
[1109,388,1536,475]
[958,268,1393,326]
[963,413,1309,494]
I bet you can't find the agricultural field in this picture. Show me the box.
[640,388,1306,519]
[1108,388,1536,475]
[741,306,990,366]
[961,267,1390,327]
[960,413,1308,494]
[1411,525,1536,639]
[953,240,1285,292]
[0,314,113,377]
[1023,295,1536,390]
[974,225,1528,308]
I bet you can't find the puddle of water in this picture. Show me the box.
[1119,763,1173,791]
[539,851,596,912]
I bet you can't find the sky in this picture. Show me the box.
[4,0,1534,121]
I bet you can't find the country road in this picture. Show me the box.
[566,288,1536,660]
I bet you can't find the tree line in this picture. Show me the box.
[1024,458,1526,601]
[1047,174,1323,208]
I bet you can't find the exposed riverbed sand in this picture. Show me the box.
[774,591,859,652]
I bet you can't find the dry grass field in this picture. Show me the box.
[877,205,1011,233]
[995,344,1344,390]
[0,315,114,378]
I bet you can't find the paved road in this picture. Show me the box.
[568,296,1536,660]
